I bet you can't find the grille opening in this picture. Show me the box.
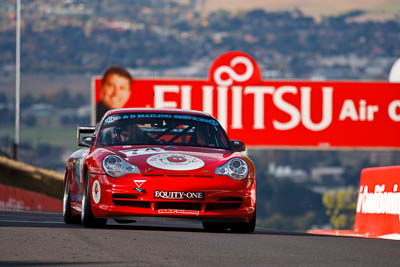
[113,200,151,208]
[143,174,164,177]
[218,197,243,202]
[205,203,242,211]
[166,174,190,177]
[112,194,139,200]
[155,202,201,211]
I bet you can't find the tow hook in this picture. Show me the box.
[134,188,146,193]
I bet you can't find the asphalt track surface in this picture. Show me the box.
[0,211,399,267]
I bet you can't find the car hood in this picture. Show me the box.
[102,145,234,174]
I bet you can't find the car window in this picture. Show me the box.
[96,112,231,149]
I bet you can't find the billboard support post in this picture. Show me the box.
[14,0,21,160]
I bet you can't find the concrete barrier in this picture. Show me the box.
[0,156,64,212]
[0,184,61,212]
[309,166,400,240]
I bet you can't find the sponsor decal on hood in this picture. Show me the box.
[146,153,205,170]
[120,147,166,157]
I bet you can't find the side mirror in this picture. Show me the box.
[230,140,246,152]
[77,126,95,139]
[79,136,95,147]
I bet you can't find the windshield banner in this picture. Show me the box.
[92,51,400,149]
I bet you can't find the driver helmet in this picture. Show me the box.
[114,125,130,143]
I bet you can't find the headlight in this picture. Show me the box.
[102,155,140,177]
[215,158,249,180]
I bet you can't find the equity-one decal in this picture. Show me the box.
[93,51,400,148]
[154,190,204,200]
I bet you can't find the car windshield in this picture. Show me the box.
[96,112,231,149]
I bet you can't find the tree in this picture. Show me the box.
[322,186,358,229]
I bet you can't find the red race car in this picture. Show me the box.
[63,108,256,232]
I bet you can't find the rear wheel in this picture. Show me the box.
[81,173,107,228]
[63,178,80,224]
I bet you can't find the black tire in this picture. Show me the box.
[81,173,107,228]
[63,178,80,224]
[230,212,256,233]
[202,222,230,232]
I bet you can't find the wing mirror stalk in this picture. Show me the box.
[79,136,95,147]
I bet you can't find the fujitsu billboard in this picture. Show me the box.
[92,51,400,149]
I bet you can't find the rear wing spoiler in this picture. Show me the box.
[77,126,95,139]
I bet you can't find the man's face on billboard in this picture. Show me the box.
[101,73,131,109]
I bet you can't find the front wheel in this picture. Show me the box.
[81,174,107,228]
[230,212,256,233]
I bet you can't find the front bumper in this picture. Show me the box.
[89,174,256,223]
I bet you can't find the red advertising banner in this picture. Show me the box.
[0,184,62,212]
[354,166,400,238]
[92,51,400,149]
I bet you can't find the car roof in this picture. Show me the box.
[106,108,214,118]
